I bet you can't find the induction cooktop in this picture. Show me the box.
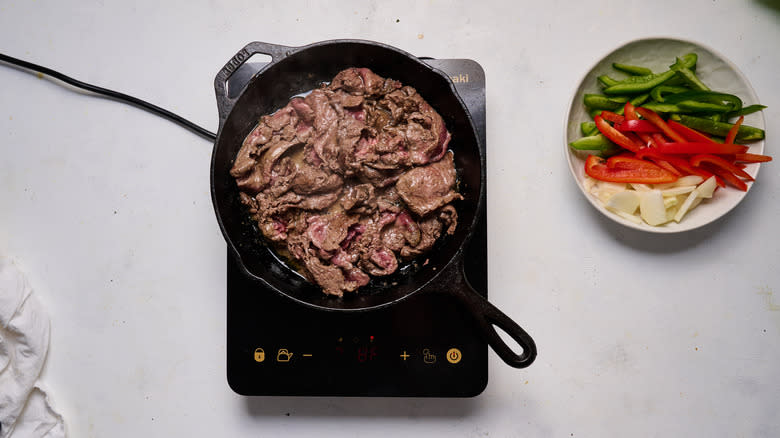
[226,59,487,397]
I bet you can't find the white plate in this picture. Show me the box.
[565,37,766,233]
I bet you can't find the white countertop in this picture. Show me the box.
[2,1,779,436]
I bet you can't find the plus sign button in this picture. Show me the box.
[446,348,462,364]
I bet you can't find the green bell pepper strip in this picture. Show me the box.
[629,93,650,107]
[602,69,677,95]
[583,94,627,110]
[649,85,689,102]
[674,67,709,91]
[570,134,608,149]
[581,122,598,137]
[639,102,684,113]
[598,75,620,87]
[726,104,767,119]
[663,91,742,111]
[570,134,611,150]
[569,134,622,157]
[661,54,698,86]
[600,144,624,157]
[602,53,700,96]
[671,114,765,142]
[677,101,734,113]
[642,96,738,114]
[641,102,732,114]
[584,94,620,110]
[614,94,649,115]
[669,54,698,70]
[612,63,653,76]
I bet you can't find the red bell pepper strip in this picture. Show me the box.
[594,115,642,153]
[599,110,625,124]
[623,102,657,147]
[672,162,725,188]
[624,131,646,147]
[637,134,657,148]
[734,153,773,163]
[656,142,748,155]
[644,141,679,173]
[725,115,744,144]
[651,133,669,146]
[622,105,677,173]
[648,157,683,176]
[699,163,748,191]
[584,154,678,184]
[635,107,687,143]
[624,101,638,121]
[690,154,754,181]
[667,120,715,143]
[614,120,662,133]
[635,149,725,187]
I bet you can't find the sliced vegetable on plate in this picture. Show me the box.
[566,39,770,230]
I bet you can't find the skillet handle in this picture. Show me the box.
[439,256,536,368]
[214,41,294,124]
[449,282,537,368]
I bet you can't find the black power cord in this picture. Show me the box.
[0,52,217,141]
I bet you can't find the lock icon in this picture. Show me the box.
[254,348,265,362]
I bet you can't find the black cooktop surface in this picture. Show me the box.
[226,59,487,397]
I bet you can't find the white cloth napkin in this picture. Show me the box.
[0,258,65,438]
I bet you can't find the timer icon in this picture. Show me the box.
[446,348,462,364]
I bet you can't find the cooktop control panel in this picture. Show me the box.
[226,59,488,397]
[227,258,487,397]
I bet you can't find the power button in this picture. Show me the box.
[446,348,462,364]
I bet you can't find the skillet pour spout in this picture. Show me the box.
[210,39,536,369]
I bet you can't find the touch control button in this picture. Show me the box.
[276,349,293,362]
[446,348,462,364]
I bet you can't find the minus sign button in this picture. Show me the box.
[302,353,313,357]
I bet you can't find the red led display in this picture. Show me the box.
[357,345,377,363]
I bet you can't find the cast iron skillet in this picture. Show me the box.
[210,40,536,368]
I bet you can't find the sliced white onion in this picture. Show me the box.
[674,190,700,222]
[639,190,668,226]
[695,176,718,199]
[606,191,640,214]
[653,175,704,190]
[630,183,652,192]
[661,186,697,197]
